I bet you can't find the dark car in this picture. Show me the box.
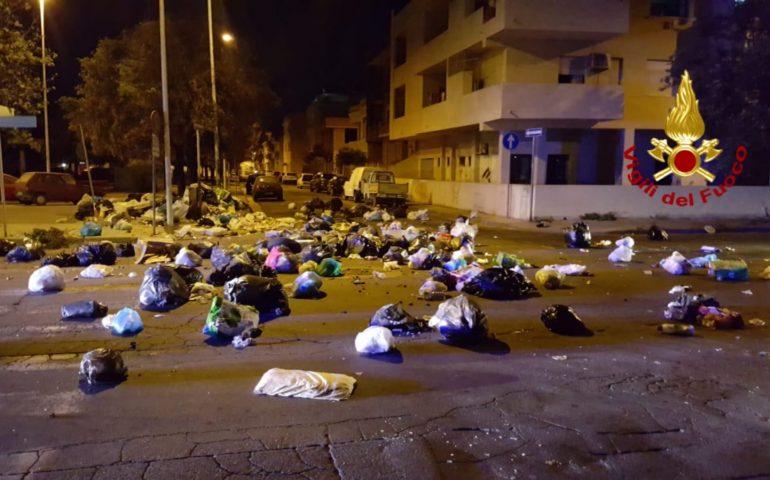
[309,173,335,193]
[2,174,17,200]
[251,175,283,201]
[15,172,100,205]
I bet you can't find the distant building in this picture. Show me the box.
[387,0,691,186]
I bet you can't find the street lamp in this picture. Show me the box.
[207,0,222,187]
[39,0,51,172]
[221,32,234,43]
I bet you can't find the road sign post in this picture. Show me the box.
[525,128,544,222]
[502,132,519,151]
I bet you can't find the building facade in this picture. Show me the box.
[387,0,693,187]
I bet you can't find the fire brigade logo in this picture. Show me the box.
[648,71,721,182]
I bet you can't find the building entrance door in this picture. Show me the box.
[546,154,569,184]
[509,154,531,184]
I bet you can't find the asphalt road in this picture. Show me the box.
[1,186,769,479]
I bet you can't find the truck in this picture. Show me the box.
[358,169,408,207]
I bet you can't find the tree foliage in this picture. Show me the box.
[336,147,366,167]
[63,19,279,168]
[667,0,770,184]
[0,0,55,148]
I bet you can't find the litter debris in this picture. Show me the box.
[658,323,695,336]
[494,252,530,269]
[174,247,203,267]
[541,264,587,276]
[648,226,669,241]
[534,268,565,290]
[80,222,102,237]
[564,222,592,248]
[407,209,429,222]
[659,251,691,276]
[644,270,653,275]
[61,300,108,320]
[760,266,770,280]
[551,355,568,361]
[203,296,259,337]
[701,246,720,254]
[316,258,343,277]
[355,326,395,354]
[704,225,717,234]
[742,289,754,296]
[748,318,766,327]
[138,265,190,312]
[664,286,719,323]
[101,307,144,336]
[253,368,357,401]
[291,271,324,299]
[224,275,291,320]
[79,348,127,385]
[79,264,114,279]
[428,295,488,343]
[699,306,744,329]
[540,305,593,336]
[372,271,386,279]
[709,259,749,281]
[608,237,635,263]
[370,303,428,335]
[7,245,44,263]
[462,267,536,300]
[28,265,65,293]
[418,279,448,301]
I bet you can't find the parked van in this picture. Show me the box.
[343,167,378,202]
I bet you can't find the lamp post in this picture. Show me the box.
[39,0,51,172]
[159,0,173,228]
[207,0,221,187]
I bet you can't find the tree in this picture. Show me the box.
[0,0,55,151]
[667,0,770,184]
[336,147,366,168]
[304,144,330,173]
[62,19,279,181]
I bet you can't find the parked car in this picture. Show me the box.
[281,172,298,185]
[309,173,335,193]
[297,173,314,189]
[251,175,283,201]
[15,172,102,205]
[2,174,17,200]
[359,170,408,206]
[344,167,379,202]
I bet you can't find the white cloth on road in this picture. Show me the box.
[253,368,357,401]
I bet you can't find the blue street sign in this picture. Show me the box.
[525,127,543,138]
[502,132,519,151]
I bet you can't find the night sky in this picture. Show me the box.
[41,0,407,162]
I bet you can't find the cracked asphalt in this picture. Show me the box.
[1,186,770,479]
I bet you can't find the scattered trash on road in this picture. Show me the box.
[28,265,65,293]
[61,300,108,320]
[101,307,144,336]
[658,323,695,336]
[79,348,127,386]
[428,295,488,343]
[253,368,357,401]
[540,305,593,336]
[608,237,635,263]
[138,265,190,312]
[355,326,394,354]
[79,264,114,279]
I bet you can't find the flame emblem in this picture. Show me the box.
[649,71,721,182]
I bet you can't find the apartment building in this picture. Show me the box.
[387,0,692,187]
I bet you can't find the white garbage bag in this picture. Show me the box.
[28,265,65,293]
[253,368,357,401]
[608,237,635,263]
[541,264,588,276]
[407,209,429,221]
[660,251,691,275]
[80,264,114,279]
[175,247,203,267]
[354,326,394,354]
[450,219,478,239]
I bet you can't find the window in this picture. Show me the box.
[344,128,358,143]
[437,158,442,167]
[394,36,407,67]
[424,4,449,43]
[650,0,689,17]
[558,57,585,84]
[394,86,406,118]
[459,156,467,167]
[422,62,447,107]
[466,0,485,15]
[483,0,496,22]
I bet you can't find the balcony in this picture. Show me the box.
[389,82,623,139]
[490,0,629,44]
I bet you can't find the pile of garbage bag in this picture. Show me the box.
[224,275,291,320]
[138,265,190,312]
[428,295,488,343]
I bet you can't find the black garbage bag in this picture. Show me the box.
[390,204,407,219]
[304,217,332,233]
[208,259,276,287]
[169,265,204,286]
[328,197,343,212]
[0,239,16,256]
[648,225,669,241]
[665,289,720,324]
[211,245,240,271]
[126,192,143,201]
[197,217,216,227]
[565,222,592,249]
[224,275,291,320]
[305,197,326,212]
[430,267,457,290]
[6,245,44,263]
[429,295,488,343]
[206,269,228,287]
[79,348,127,385]
[369,303,429,335]
[300,244,335,263]
[462,267,537,300]
[265,237,302,254]
[382,246,408,264]
[76,242,117,266]
[345,234,378,257]
[187,242,213,259]
[41,253,80,268]
[348,205,369,218]
[407,236,430,255]
[115,242,135,258]
[541,305,593,336]
[139,265,190,312]
[61,300,108,320]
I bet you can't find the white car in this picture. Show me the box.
[297,173,314,189]
[281,172,298,185]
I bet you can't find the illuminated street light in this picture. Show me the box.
[221,32,234,43]
[39,0,51,172]
[207,0,222,186]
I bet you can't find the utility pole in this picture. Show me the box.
[159,0,174,228]
[207,0,222,187]
[39,0,51,172]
